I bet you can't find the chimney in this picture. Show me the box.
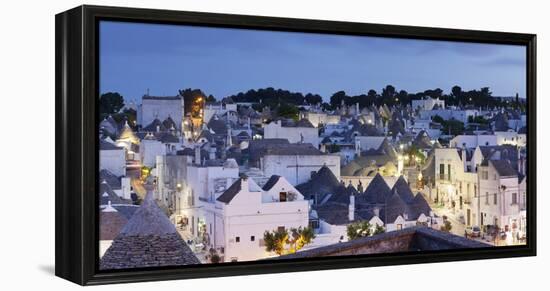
[241,176,249,193]
[320,143,326,153]
[209,145,216,160]
[462,143,467,172]
[517,147,523,175]
[348,194,355,221]
[227,127,232,146]
[194,146,201,165]
[403,212,409,220]
[373,207,380,217]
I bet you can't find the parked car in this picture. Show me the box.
[465,226,481,238]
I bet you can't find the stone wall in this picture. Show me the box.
[275,226,490,260]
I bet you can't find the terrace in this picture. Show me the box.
[274,226,491,259]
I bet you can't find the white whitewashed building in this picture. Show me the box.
[216,176,309,262]
[263,119,319,148]
[99,140,126,177]
[137,95,184,131]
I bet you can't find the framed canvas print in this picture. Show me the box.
[55,5,536,285]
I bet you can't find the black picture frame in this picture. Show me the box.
[55,5,537,286]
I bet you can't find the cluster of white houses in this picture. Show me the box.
[98,93,527,266]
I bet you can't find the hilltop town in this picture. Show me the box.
[98,87,527,268]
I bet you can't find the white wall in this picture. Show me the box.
[220,179,309,261]
[140,139,166,167]
[494,131,527,147]
[354,136,386,151]
[412,98,445,110]
[478,162,522,229]
[99,148,126,177]
[450,135,497,148]
[7,1,546,291]
[264,121,319,148]
[261,154,341,185]
[139,97,184,130]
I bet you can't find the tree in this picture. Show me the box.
[382,85,396,98]
[305,93,323,105]
[110,108,137,128]
[329,91,349,108]
[206,94,217,102]
[288,227,315,252]
[277,103,299,120]
[264,226,315,255]
[468,115,488,124]
[366,89,378,106]
[99,92,125,117]
[373,224,385,235]
[443,119,465,136]
[432,115,445,124]
[423,88,443,99]
[208,248,221,263]
[440,220,452,232]
[326,144,341,153]
[320,102,332,111]
[264,228,288,255]
[396,90,409,105]
[347,221,372,240]
[451,85,462,99]
[178,88,207,114]
[404,144,426,166]
[432,115,465,136]
[480,87,492,99]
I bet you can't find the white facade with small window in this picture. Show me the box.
[217,177,309,262]
[477,161,522,230]
[261,154,340,185]
[450,135,498,148]
[434,147,480,226]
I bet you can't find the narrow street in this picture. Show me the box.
[430,204,466,237]
[126,160,146,198]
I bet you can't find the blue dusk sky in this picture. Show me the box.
[99,21,526,102]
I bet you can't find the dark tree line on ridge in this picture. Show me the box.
[99,84,524,126]
[223,85,523,111]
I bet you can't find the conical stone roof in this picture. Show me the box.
[100,203,128,241]
[391,176,415,203]
[361,173,391,205]
[99,188,200,269]
[117,122,140,144]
